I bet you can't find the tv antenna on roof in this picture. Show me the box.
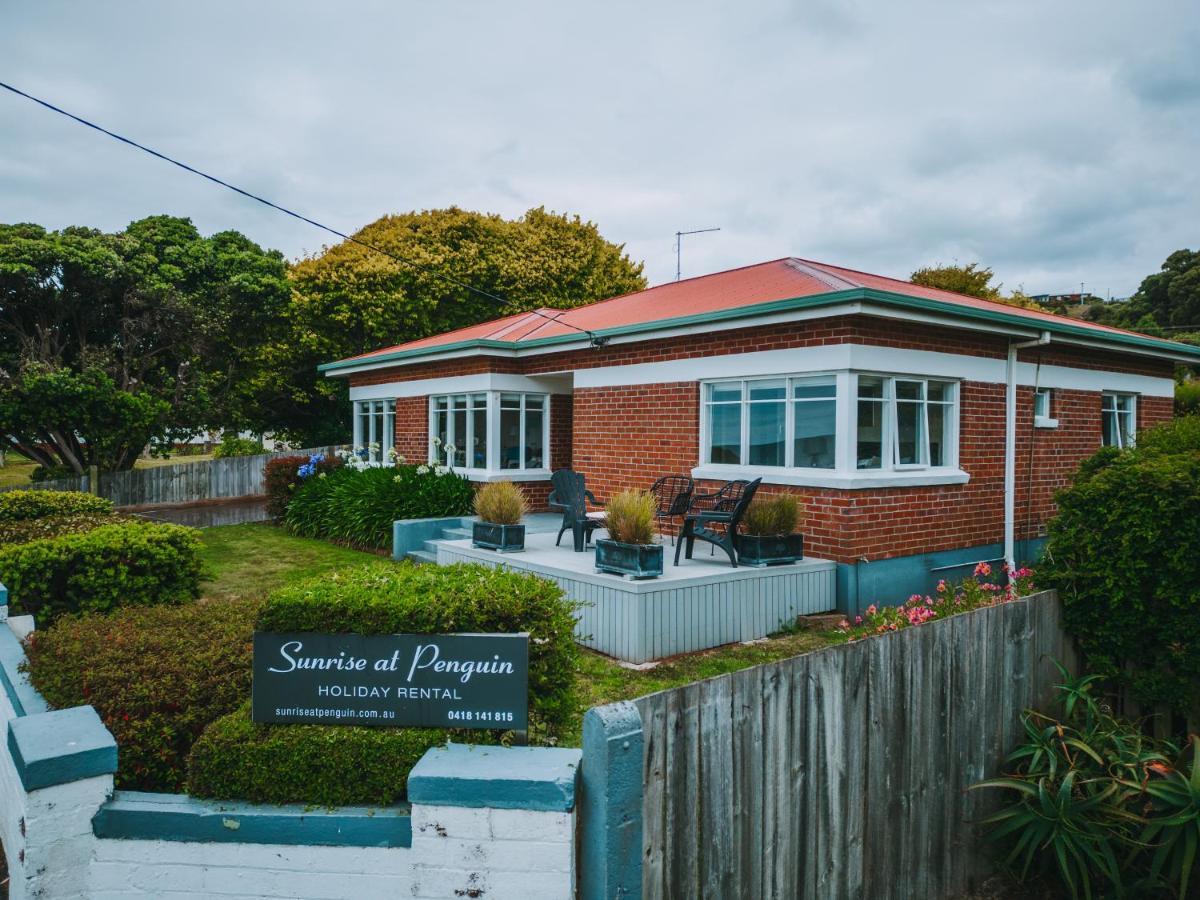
[674,227,720,281]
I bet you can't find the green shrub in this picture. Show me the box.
[187,701,448,805]
[0,513,130,545]
[975,668,1200,899]
[1045,447,1200,712]
[284,464,474,549]
[24,596,259,792]
[0,519,203,625]
[1175,380,1200,417]
[605,489,656,545]
[187,562,578,804]
[0,489,113,521]
[742,494,801,537]
[213,434,263,458]
[263,453,341,520]
[1130,414,1200,458]
[475,480,527,525]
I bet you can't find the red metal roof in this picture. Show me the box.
[332,257,1185,366]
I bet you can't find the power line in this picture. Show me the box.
[0,79,604,346]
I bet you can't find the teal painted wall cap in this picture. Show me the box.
[93,790,413,848]
[407,742,582,812]
[0,625,48,717]
[8,705,117,791]
[0,582,7,604]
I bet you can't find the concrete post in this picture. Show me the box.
[579,700,644,900]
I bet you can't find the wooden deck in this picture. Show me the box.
[434,530,837,663]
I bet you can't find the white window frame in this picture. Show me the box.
[1034,387,1058,429]
[1101,392,1137,449]
[695,370,966,489]
[427,391,551,479]
[351,399,395,464]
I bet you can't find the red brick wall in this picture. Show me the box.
[395,396,428,463]
[573,378,1174,565]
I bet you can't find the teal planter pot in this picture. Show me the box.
[472,522,526,553]
[735,533,804,567]
[595,540,663,579]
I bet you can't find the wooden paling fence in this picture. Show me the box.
[631,590,1075,900]
[0,446,342,507]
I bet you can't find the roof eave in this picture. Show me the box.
[318,286,1200,375]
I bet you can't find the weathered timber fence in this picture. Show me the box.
[579,590,1076,900]
[0,446,342,507]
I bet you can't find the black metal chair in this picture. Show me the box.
[674,478,763,568]
[649,475,694,545]
[548,469,605,552]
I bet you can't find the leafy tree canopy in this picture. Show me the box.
[0,217,289,471]
[257,206,646,445]
[910,261,1046,310]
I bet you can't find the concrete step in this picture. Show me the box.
[407,549,438,564]
[423,539,443,554]
[441,527,473,540]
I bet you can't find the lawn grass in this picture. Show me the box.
[135,452,216,469]
[198,522,384,601]
[197,523,842,745]
[0,454,40,488]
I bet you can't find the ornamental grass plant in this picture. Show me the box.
[474,480,527,525]
[605,489,657,545]
[741,494,801,537]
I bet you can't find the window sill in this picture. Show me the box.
[1034,416,1059,429]
[441,468,553,483]
[690,464,971,490]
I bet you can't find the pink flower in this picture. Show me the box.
[866,604,878,616]
[854,615,863,625]
[838,619,850,630]
[936,580,947,593]
[974,561,992,577]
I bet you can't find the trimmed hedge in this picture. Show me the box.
[24,596,259,792]
[0,489,113,521]
[188,702,447,805]
[284,464,474,549]
[1046,422,1200,712]
[0,519,203,625]
[0,513,129,545]
[187,562,579,804]
[263,453,341,520]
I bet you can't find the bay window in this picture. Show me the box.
[1101,393,1136,448]
[700,371,960,485]
[429,392,549,472]
[352,399,395,463]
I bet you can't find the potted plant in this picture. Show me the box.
[472,481,528,552]
[735,494,804,566]
[595,489,663,578]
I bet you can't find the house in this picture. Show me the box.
[320,257,1199,612]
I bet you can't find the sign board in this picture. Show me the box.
[252,632,529,730]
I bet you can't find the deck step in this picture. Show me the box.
[441,527,473,540]
[423,539,443,554]
[407,549,438,564]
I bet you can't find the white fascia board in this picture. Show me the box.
[690,464,971,490]
[349,372,573,401]
[572,342,1175,397]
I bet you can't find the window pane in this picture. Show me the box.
[1034,389,1049,419]
[433,408,449,460]
[896,400,925,465]
[794,398,836,468]
[856,377,884,469]
[748,398,785,466]
[749,379,786,402]
[524,401,545,468]
[358,403,370,449]
[928,402,947,466]
[451,403,467,468]
[471,406,487,468]
[500,402,521,468]
[708,383,742,404]
[1102,408,1119,447]
[928,382,950,403]
[896,380,924,401]
[793,381,836,400]
[708,402,742,464]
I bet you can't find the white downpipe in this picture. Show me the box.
[1004,331,1051,570]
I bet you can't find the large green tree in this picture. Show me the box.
[257,206,646,444]
[0,217,290,472]
[910,261,1045,310]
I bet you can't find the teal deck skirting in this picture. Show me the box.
[407,743,582,812]
[93,791,413,848]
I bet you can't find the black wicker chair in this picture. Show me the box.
[548,469,605,552]
[674,478,762,568]
[649,475,694,545]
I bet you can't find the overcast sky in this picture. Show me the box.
[2,0,1197,298]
